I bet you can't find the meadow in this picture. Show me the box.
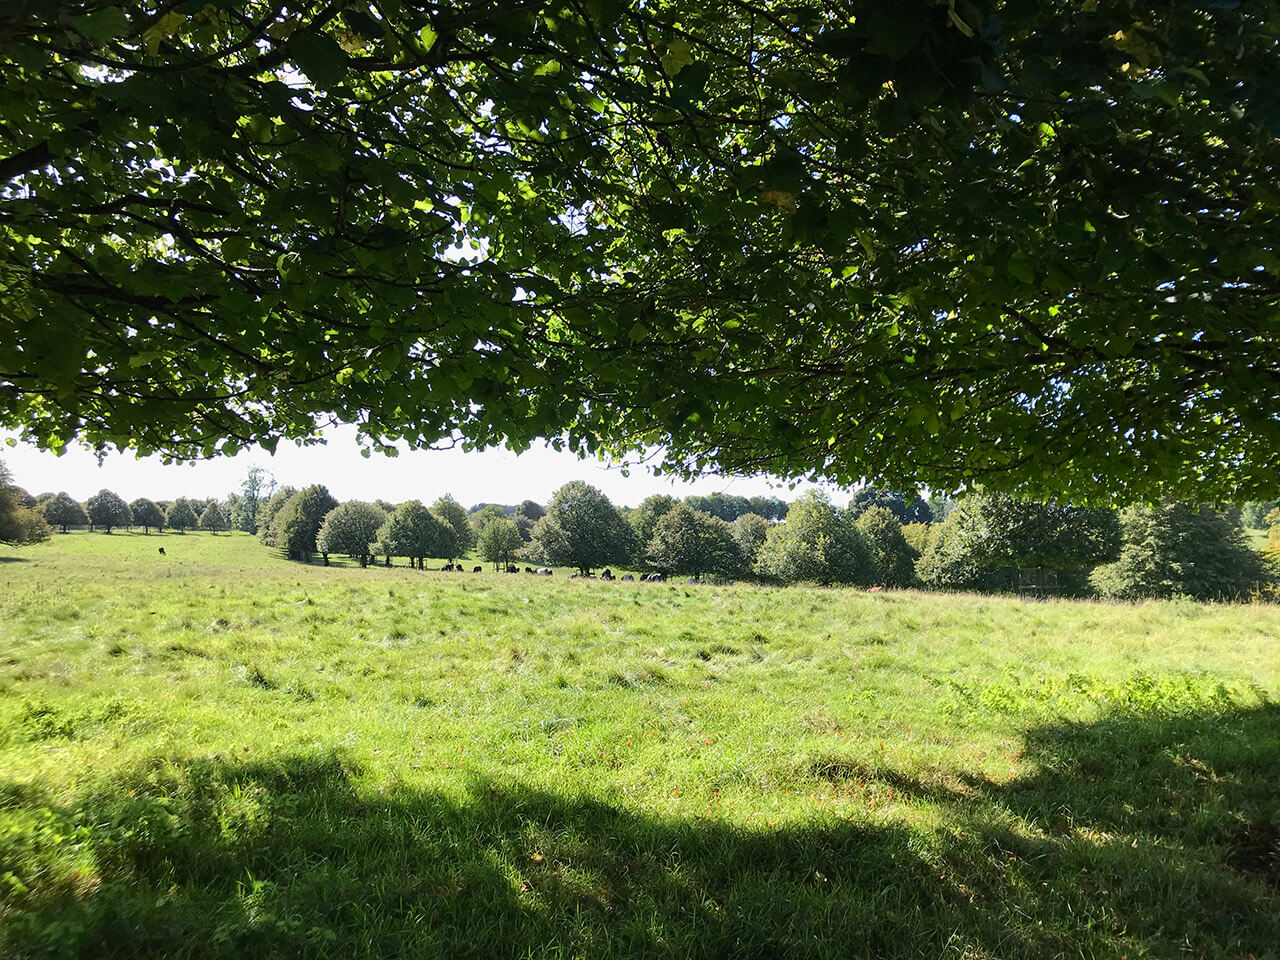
[0,532,1277,959]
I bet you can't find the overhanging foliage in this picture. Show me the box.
[3,1,1278,500]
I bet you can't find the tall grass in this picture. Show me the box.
[0,532,1276,958]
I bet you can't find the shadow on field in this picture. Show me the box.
[1,706,1277,960]
[0,556,30,564]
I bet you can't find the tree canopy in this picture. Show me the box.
[529,482,632,574]
[198,500,228,532]
[316,500,386,563]
[256,485,299,546]
[373,500,454,567]
[165,497,198,532]
[0,459,50,546]
[431,495,475,557]
[1093,503,1269,601]
[274,485,339,560]
[917,491,1119,592]
[129,497,164,532]
[854,505,918,587]
[85,488,132,533]
[3,2,1278,501]
[847,488,932,525]
[40,492,88,533]
[755,491,874,585]
[476,515,523,570]
[645,503,742,579]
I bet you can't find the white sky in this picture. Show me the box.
[1,426,846,508]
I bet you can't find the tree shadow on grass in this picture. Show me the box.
[1,706,1277,960]
[0,556,31,564]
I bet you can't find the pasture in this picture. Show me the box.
[0,532,1277,959]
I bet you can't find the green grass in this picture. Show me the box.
[1,532,1277,959]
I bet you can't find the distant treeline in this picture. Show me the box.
[3,458,1275,601]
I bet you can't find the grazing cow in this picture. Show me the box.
[621,574,634,582]
[868,586,884,593]
[473,565,482,573]
[525,566,533,573]
[158,547,166,556]
[651,573,666,582]
[537,568,552,576]
[601,569,614,581]
[507,565,518,573]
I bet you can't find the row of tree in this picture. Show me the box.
[4,458,1270,600]
[505,485,1270,601]
[912,494,1271,600]
[32,491,228,536]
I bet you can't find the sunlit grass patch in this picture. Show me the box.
[0,532,1276,958]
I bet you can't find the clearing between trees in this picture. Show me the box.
[1,533,1277,959]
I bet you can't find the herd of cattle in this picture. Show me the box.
[435,563,669,581]
[160,549,672,580]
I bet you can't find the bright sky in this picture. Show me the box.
[1,427,846,509]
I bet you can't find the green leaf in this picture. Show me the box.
[661,38,694,75]
[289,31,348,87]
[222,237,250,262]
[1008,253,1035,285]
[72,7,130,43]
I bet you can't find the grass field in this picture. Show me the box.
[1,531,1277,959]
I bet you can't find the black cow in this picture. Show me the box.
[601,568,614,581]
[525,566,534,573]
[158,547,166,556]
[473,565,482,573]
[621,574,634,581]
[507,565,519,573]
